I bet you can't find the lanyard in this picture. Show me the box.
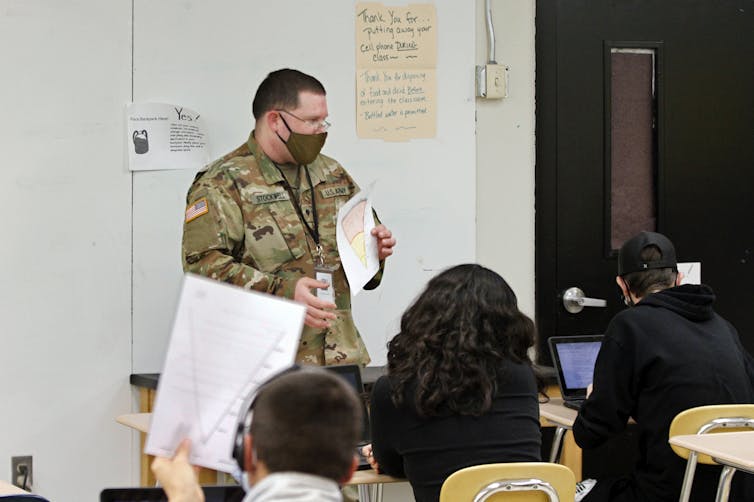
[274,164,324,265]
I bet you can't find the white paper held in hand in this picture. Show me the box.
[145,273,305,473]
[336,182,380,295]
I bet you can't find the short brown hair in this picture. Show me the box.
[622,245,677,298]
[249,367,361,481]
[252,69,326,119]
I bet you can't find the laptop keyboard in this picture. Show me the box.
[563,399,585,411]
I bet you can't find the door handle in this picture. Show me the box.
[562,287,607,313]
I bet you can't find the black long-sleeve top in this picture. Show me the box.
[369,361,542,502]
[573,284,754,502]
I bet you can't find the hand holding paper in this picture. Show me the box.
[145,274,305,473]
[336,184,384,294]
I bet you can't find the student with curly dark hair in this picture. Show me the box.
[362,264,542,502]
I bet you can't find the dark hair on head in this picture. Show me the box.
[249,367,361,481]
[387,264,538,418]
[622,245,677,298]
[252,69,326,119]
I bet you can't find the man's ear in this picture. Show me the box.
[264,110,281,132]
[675,271,684,286]
[244,433,255,475]
[339,455,359,485]
[615,275,630,297]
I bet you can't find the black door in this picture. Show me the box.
[535,0,754,365]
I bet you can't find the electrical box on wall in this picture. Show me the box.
[476,63,509,99]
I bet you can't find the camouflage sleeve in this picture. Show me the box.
[181,178,296,296]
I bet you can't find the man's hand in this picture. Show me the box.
[360,444,380,472]
[371,224,396,261]
[151,439,205,502]
[294,277,337,328]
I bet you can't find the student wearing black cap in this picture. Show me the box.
[572,231,754,502]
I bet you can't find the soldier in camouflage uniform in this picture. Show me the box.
[182,69,396,367]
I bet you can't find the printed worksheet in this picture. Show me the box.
[145,274,305,473]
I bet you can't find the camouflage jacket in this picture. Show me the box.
[182,132,383,365]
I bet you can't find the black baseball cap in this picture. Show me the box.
[618,231,677,276]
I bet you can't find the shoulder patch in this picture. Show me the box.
[185,198,209,223]
[251,191,290,204]
[321,186,351,198]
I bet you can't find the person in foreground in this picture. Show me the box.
[361,264,543,502]
[151,367,363,502]
[573,231,754,502]
[182,68,396,366]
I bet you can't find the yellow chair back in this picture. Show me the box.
[669,404,754,464]
[439,462,575,502]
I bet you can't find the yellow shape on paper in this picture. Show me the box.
[350,232,367,266]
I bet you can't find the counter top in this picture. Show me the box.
[131,365,555,390]
[130,366,388,391]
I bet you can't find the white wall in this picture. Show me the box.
[132,0,477,371]
[0,1,134,501]
[0,1,535,501]
[475,0,537,318]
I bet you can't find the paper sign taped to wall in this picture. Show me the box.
[677,262,701,285]
[355,3,437,140]
[126,102,210,171]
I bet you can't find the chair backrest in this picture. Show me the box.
[669,404,754,465]
[439,462,576,502]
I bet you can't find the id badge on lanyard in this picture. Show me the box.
[312,243,335,303]
[314,265,335,304]
[277,165,336,304]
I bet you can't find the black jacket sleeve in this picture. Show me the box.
[573,319,637,449]
[369,376,406,477]
[731,325,754,390]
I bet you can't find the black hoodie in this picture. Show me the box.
[573,284,754,502]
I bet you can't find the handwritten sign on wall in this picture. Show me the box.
[355,3,437,141]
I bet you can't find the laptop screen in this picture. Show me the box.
[100,485,243,502]
[325,364,370,444]
[548,335,603,398]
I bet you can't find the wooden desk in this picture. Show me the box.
[540,398,578,426]
[0,480,29,495]
[116,413,223,486]
[349,471,404,502]
[116,412,150,433]
[348,470,403,485]
[116,412,404,501]
[670,431,754,502]
[126,368,564,491]
[540,397,581,479]
[117,401,582,484]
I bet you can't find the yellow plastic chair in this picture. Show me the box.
[439,462,576,502]
[669,404,754,502]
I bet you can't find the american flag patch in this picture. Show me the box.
[185,198,209,223]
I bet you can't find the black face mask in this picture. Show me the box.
[276,115,327,165]
[618,278,635,307]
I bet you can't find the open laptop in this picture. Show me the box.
[100,485,243,502]
[325,364,372,470]
[548,334,603,410]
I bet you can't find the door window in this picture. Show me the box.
[608,48,657,251]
